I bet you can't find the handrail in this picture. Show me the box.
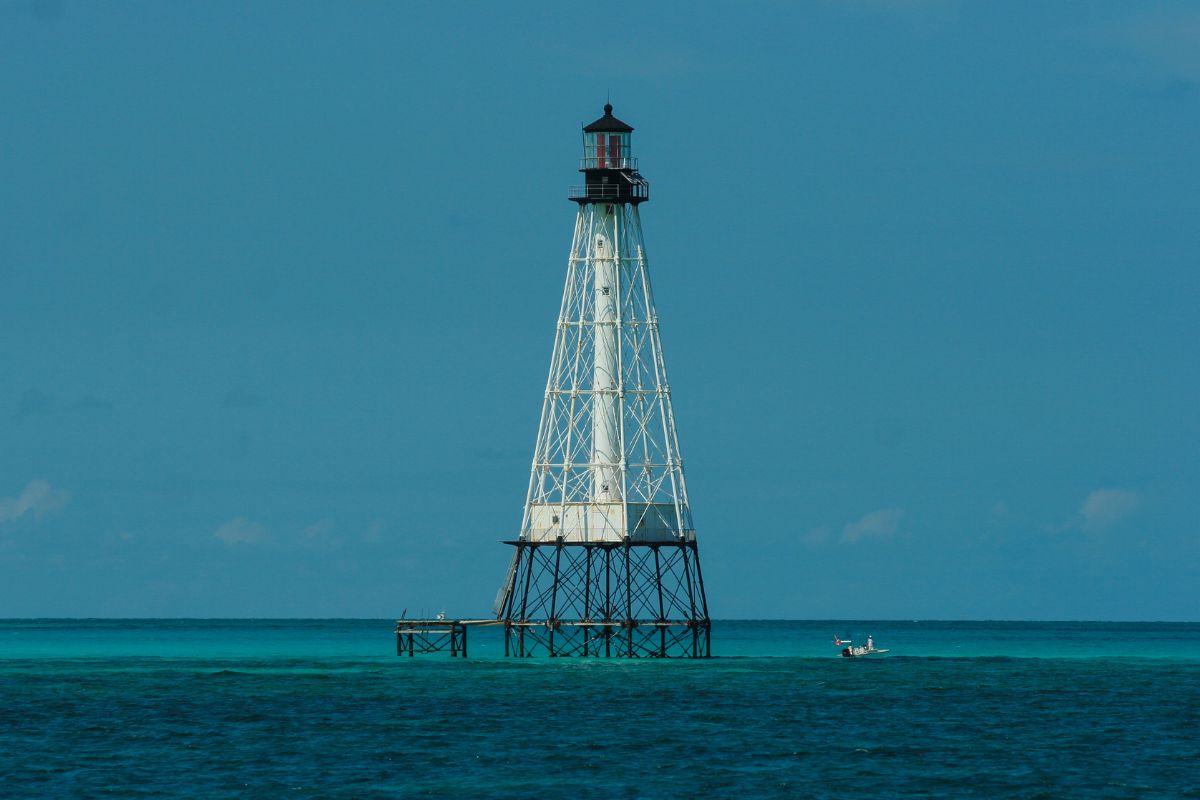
[568,183,650,200]
[579,156,639,171]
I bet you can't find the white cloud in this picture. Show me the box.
[802,526,830,546]
[304,518,335,540]
[0,480,70,523]
[1077,489,1139,532]
[302,518,344,551]
[214,517,267,545]
[1111,11,1200,81]
[841,508,903,543]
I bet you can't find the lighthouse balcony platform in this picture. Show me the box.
[568,180,650,203]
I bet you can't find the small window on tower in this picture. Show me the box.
[601,286,610,296]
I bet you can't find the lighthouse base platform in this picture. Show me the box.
[497,540,711,658]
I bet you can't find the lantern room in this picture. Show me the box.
[582,103,635,170]
[570,103,649,204]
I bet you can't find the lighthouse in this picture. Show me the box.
[494,104,710,657]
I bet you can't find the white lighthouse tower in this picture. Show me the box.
[495,104,710,657]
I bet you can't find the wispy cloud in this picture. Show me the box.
[841,508,903,543]
[1075,488,1140,533]
[0,480,70,524]
[304,518,335,540]
[1112,10,1200,81]
[214,517,267,545]
[301,517,345,552]
[802,525,830,546]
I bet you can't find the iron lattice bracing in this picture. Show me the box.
[522,204,695,542]
[494,140,711,656]
[498,541,710,658]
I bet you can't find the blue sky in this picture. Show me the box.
[1,1,1196,620]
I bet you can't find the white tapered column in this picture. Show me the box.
[521,202,689,544]
[591,204,621,503]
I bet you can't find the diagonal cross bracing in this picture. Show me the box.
[496,199,710,658]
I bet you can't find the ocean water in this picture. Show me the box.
[1,620,1197,798]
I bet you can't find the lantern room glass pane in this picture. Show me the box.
[583,132,632,169]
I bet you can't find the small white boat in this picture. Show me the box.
[835,635,889,658]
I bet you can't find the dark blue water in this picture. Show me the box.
[2,620,1197,798]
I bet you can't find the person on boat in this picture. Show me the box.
[867,634,874,650]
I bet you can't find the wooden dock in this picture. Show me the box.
[394,619,500,658]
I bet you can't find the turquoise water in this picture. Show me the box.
[2,620,1197,797]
